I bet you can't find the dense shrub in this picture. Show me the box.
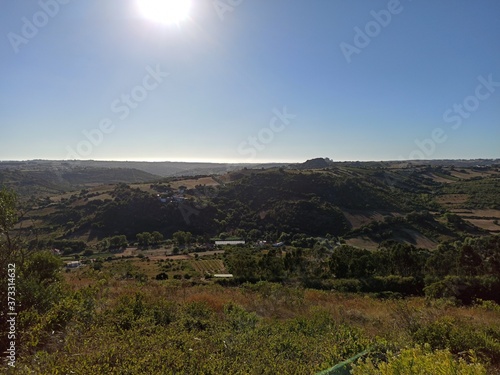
[352,345,486,375]
[412,317,500,365]
[424,275,500,304]
[362,276,423,296]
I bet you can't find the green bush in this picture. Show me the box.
[424,276,500,304]
[330,279,363,293]
[412,317,500,365]
[363,276,422,296]
[352,345,486,375]
[155,272,168,280]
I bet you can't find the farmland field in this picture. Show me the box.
[191,259,226,274]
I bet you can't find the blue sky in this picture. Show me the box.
[1,0,499,163]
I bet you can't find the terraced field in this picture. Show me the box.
[191,259,226,274]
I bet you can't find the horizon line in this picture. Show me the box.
[0,157,499,164]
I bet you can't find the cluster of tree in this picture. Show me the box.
[0,188,65,354]
[225,235,500,304]
[441,177,500,209]
[51,184,192,239]
[136,231,164,248]
[25,168,499,246]
[424,236,500,303]
[348,210,484,244]
[98,235,128,251]
[172,231,193,247]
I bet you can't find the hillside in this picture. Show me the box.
[0,160,285,178]
[11,160,500,250]
[0,167,159,198]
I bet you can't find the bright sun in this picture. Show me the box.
[137,0,192,25]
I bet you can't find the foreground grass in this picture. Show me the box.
[11,266,500,374]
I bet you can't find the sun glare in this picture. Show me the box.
[137,0,192,25]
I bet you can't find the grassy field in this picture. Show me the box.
[40,263,500,374]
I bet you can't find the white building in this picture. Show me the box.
[213,274,234,278]
[215,240,245,246]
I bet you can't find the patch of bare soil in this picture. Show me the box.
[462,219,500,233]
[436,194,469,208]
[346,237,379,250]
[343,210,400,230]
[398,229,438,249]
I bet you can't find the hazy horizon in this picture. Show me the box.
[1,156,499,165]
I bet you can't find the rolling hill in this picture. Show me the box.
[9,159,499,249]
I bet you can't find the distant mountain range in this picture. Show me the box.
[0,160,288,178]
[1,158,498,176]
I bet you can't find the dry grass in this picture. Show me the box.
[398,229,438,249]
[436,194,469,208]
[463,219,500,232]
[449,209,500,233]
[346,236,379,250]
[460,209,500,218]
[62,266,500,375]
[343,210,402,230]
[63,266,500,345]
[170,177,219,190]
[87,193,112,201]
[27,205,58,216]
[427,173,456,183]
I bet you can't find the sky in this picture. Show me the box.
[1,0,499,163]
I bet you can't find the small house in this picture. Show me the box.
[65,261,82,268]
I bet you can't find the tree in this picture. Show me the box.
[248,229,262,241]
[259,248,285,281]
[173,231,192,247]
[137,232,153,248]
[0,189,64,353]
[459,245,482,276]
[185,231,192,247]
[110,235,128,250]
[98,238,111,251]
[173,231,186,246]
[151,231,164,246]
[226,249,259,281]
[0,188,20,353]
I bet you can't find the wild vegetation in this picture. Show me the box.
[1,160,500,373]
